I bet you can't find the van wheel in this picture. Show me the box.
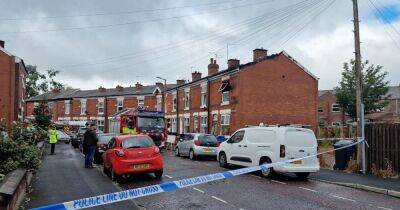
[189,149,195,160]
[295,172,310,180]
[219,152,228,168]
[154,169,163,179]
[259,158,275,178]
[175,147,180,157]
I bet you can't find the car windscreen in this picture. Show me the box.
[181,134,194,141]
[121,136,154,149]
[56,131,68,138]
[98,135,114,144]
[198,135,218,147]
[137,117,164,131]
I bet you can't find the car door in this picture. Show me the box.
[104,138,116,168]
[227,130,251,166]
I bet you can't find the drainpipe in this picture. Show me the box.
[207,78,211,134]
[104,97,108,132]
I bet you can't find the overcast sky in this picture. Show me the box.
[0,0,399,90]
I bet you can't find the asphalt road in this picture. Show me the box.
[116,151,400,210]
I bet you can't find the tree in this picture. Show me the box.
[33,102,52,130]
[334,59,390,120]
[25,65,65,98]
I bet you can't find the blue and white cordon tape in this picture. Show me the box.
[31,139,364,210]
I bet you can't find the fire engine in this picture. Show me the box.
[109,108,167,149]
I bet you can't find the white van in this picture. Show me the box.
[217,126,320,178]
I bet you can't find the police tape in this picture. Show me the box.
[31,139,364,210]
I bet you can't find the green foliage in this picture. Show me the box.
[334,59,390,119]
[33,102,52,130]
[25,65,65,98]
[0,122,43,175]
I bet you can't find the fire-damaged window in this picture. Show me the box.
[219,79,231,105]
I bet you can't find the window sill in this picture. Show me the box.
[184,108,190,111]
[221,101,229,106]
[200,105,207,109]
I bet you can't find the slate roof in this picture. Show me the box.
[26,84,177,102]
[318,90,335,97]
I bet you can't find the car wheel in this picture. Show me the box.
[189,149,195,160]
[154,169,163,179]
[110,167,120,182]
[259,158,275,178]
[175,147,180,157]
[219,152,228,168]
[295,172,310,180]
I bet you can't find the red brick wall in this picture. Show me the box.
[318,91,348,126]
[0,52,14,126]
[236,54,318,132]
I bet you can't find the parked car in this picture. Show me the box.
[217,126,320,179]
[102,134,163,181]
[94,133,116,164]
[71,127,87,148]
[175,133,219,160]
[56,130,71,144]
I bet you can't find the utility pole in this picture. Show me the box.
[352,0,364,173]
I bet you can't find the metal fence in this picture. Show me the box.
[365,123,400,174]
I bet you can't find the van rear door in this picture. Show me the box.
[284,129,317,166]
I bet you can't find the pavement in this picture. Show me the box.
[311,169,400,192]
[24,144,400,210]
[24,143,140,210]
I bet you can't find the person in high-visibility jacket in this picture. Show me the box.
[48,125,58,155]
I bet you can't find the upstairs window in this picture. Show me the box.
[172,94,177,112]
[117,97,124,112]
[64,100,70,115]
[318,107,323,113]
[156,96,162,111]
[184,90,190,110]
[98,99,104,114]
[80,99,87,115]
[137,97,145,108]
[332,104,340,112]
[201,85,207,108]
[219,80,231,105]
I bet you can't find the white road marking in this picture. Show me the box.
[211,196,228,204]
[331,195,356,202]
[164,175,173,179]
[192,187,205,193]
[271,180,287,185]
[298,187,318,193]
[377,207,392,210]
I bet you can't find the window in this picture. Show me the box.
[193,116,198,132]
[172,94,177,112]
[98,99,104,114]
[64,100,70,115]
[184,90,190,110]
[97,120,105,131]
[171,118,177,133]
[80,99,87,115]
[221,91,230,105]
[318,107,323,113]
[221,114,230,135]
[137,97,144,108]
[229,130,245,143]
[156,96,162,111]
[201,85,207,108]
[117,97,124,112]
[219,80,231,105]
[33,102,39,107]
[200,116,207,133]
[184,117,190,133]
[332,104,340,112]
[48,102,54,113]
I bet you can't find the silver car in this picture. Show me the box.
[175,133,219,160]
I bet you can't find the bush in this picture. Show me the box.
[0,121,43,175]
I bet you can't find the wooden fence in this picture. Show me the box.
[365,123,400,174]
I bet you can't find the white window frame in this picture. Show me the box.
[200,116,207,133]
[318,107,323,113]
[221,91,230,105]
[137,96,145,108]
[184,117,190,133]
[33,102,39,108]
[193,116,198,132]
[171,118,177,133]
[64,100,70,115]
[156,95,162,111]
[97,120,105,131]
[332,103,340,112]
[80,99,87,115]
[200,84,207,108]
[172,93,177,112]
[221,114,230,125]
[98,98,104,114]
[184,89,190,110]
[117,97,124,112]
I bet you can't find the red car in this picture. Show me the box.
[102,135,163,181]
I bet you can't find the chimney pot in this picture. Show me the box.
[51,87,61,93]
[227,58,240,69]
[253,48,268,62]
[98,86,106,92]
[208,58,219,75]
[191,71,202,81]
[176,79,186,86]
[135,82,143,88]
[116,85,123,91]
[0,40,4,48]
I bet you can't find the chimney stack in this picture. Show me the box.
[191,71,202,81]
[135,82,143,89]
[51,87,61,93]
[0,40,4,48]
[253,48,268,62]
[208,58,219,75]
[116,85,123,91]
[176,79,186,86]
[98,86,106,92]
[227,59,240,69]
